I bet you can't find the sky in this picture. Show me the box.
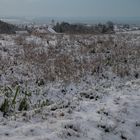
[0,0,140,18]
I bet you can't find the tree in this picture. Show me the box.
[106,21,114,32]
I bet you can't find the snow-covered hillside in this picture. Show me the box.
[0,32,140,140]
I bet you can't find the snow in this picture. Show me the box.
[0,33,140,140]
[48,27,57,34]
[0,79,139,140]
[117,30,140,34]
[16,31,29,35]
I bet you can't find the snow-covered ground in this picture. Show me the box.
[0,79,139,140]
[117,30,140,34]
[0,33,140,140]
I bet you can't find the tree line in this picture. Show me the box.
[53,21,114,34]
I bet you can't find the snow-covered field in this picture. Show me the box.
[0,33,140,140]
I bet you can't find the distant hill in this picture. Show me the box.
[0,20,19,34]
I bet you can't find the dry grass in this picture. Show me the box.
[0,33,140,117]
[3,33,140,85]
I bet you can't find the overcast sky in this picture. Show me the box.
[0,0,140,17]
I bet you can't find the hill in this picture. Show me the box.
[0,20,18,34]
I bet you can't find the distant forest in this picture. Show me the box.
[53,21,114,34]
